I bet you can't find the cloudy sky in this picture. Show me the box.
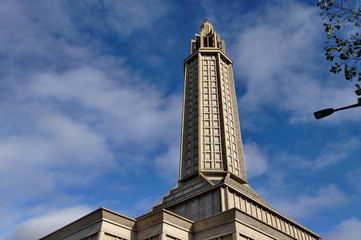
[1,0,361,239]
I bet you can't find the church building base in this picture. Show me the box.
[40,207,320,240]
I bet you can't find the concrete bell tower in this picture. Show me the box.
[151,19,267,221]
[180,19,246,184]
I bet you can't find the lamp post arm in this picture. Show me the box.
[314,98,361,119]
[334,102,361,112]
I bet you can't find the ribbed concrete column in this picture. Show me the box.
[97,232,105,240]
[159,233,167,240]
[232,232,240,240]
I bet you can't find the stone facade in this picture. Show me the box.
[40,20,322,240]
[40,207,320,240]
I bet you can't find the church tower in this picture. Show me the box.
[40,20,322,240]
[151,19,268,220]
[180,19,246,183]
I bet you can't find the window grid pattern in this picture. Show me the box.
[201,55,223,170]
[182,59,199,177]
[220,60,240,177]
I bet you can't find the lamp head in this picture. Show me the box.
[314,108,335,119]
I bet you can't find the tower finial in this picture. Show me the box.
[191,19,226,53]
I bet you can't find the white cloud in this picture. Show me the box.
[0,0,170,78]
[0,113,116,231]
[0,64,181,234]
[154,144,180,182]
[117,196,162,219]
[231,0,358,124]
[0,0,91,75]
[312,138,360,169]
[3,206,92,240]
[276,138,361,170]
[270,184,348,220]
[243,142,268,178]
[0,1,179,236]
[103,0,169,37]
[28,67,182,148]
[0,114,115,173]
[346,167,361,193]
[325,218,361,240]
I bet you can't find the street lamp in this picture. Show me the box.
[314,98,361,119]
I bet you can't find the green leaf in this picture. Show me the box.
[340,53,348,60]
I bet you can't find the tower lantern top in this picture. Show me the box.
[200,18,213,36]
[190,19,226,54]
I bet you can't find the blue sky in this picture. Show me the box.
[1,0,361,239]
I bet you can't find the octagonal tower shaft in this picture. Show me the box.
[180,20,247,183]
